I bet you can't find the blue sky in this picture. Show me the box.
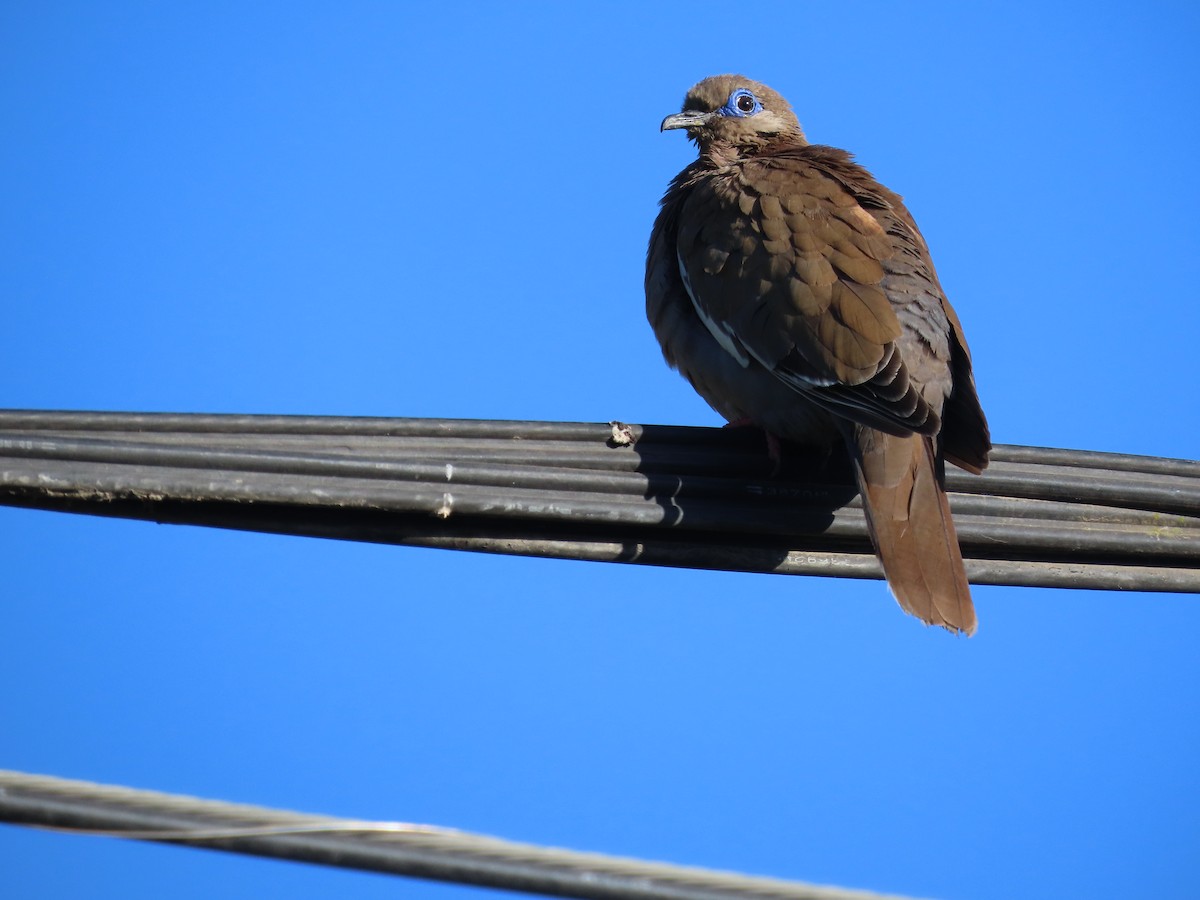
[2,2,1198,898]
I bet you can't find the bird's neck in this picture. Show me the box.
[699,135,808,169]
[699,141,746,169]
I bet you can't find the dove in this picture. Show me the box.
[646,75,990,634]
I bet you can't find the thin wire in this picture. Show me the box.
[0,770,924,900]
[33,821,458,841]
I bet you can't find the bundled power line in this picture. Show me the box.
[0,409,1197,591]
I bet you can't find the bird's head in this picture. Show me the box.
[661,75,806,163]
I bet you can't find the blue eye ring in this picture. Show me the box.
[719,88,762,118]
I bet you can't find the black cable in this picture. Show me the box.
[1,410,1196,591]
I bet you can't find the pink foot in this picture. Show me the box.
[723,418,783,475]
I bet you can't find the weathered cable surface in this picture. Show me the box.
[0,410,1197,591]
[0,770,922,900]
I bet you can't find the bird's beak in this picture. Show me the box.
[660,109,714,132]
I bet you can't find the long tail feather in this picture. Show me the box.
[847,426,977,635]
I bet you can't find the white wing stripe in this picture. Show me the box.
[676,250,751,368]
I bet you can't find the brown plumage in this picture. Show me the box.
[646,75,990,634]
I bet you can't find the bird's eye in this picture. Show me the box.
[721,89,762,117]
